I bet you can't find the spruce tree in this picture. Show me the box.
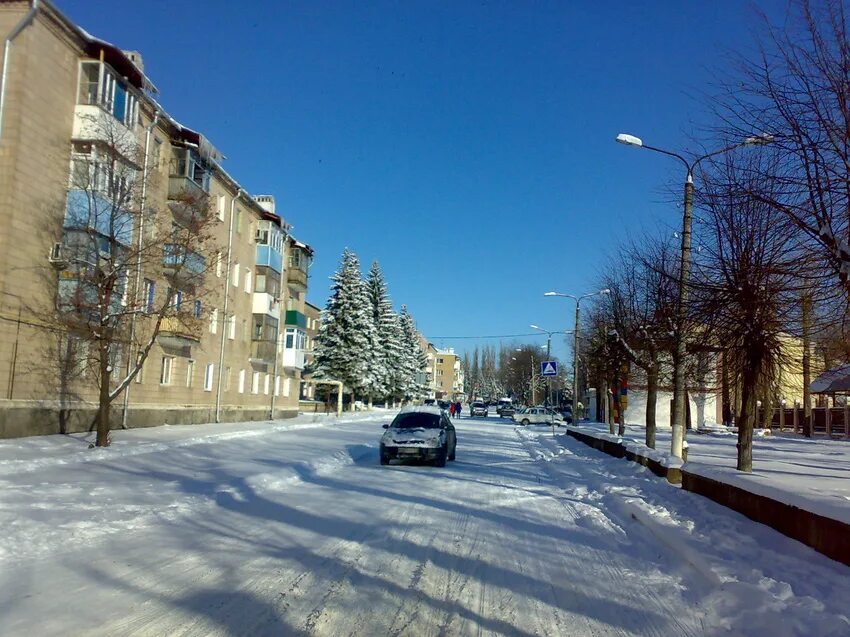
[364,261,399,403]
[398,305,427,400]
[313,249,375,403]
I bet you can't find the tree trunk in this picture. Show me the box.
[802,293,812,437]
[737,365,758,472]
[95,348,111,447]
[645,363,658,449]
[721,350,731,426]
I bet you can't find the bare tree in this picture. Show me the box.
[41,114,217,447]
[716,0,850,299]
[689,154,816,471]
[599,235,678,447]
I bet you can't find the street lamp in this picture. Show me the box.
[544,289,610,424]
[615,131,773,458]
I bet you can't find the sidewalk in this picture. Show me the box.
[569,422,850,526]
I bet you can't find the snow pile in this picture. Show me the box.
[520,428,850,637]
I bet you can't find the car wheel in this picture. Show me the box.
[449,444,456,461]
[379,445,389,465]
[434,447,448,467]
[521,419,530,426]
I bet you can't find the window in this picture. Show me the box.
[193,300,202,319]
[215,251,222,277]
[232,263,239,286]
[186,360,195,388]
[204,363,215,391]
[152,137,162,169]
[274,375,280,396]
[210,308,218,334]
[285,328,295,349]
[283,377,291,398]
[264,373,270,395]
[238,369,246,393]
[242,319,249,341]
[225,366,232,391]
[245,270,252,294]
[235,209,242,234]
[134,353,144,384]
[143,279,155,313]
[437,358,444,364]
[216,195,226,221]
[227,316,236,340]
[168,288,182,311]
[160,356,173,385]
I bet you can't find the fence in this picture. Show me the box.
[761,405,850,438]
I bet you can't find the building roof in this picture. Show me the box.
[810,363,850,394]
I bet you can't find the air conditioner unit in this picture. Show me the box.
[48,242,67,267]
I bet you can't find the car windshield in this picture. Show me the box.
[392,413,442,429]
[472,402,484,407]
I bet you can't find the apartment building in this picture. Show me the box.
[0,0,313,437]
[300,300,321,400]
[425,346,464,400]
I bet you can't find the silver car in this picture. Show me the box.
[513,407,563,426]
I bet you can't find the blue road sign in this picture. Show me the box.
[541,361,558,376]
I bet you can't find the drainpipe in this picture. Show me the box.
[121,110,159,428]
[214,188,241,422]
[0,0,39,142]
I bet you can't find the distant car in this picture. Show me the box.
[497,403,517,418]
[423,398,436,406]
[470,401,489,417]
[380,406,457,466]
[513,407,563,426]
[437,399,451,411]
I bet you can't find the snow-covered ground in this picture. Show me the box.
[575,421,850,525]
[0,413,848,636]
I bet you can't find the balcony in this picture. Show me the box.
[252,292,280,319]
[282,348,306,370]
[163,245,206,277]
[168,175,209,203]
[158,314,202,351]
[250,340,277,366]
[287,266,308,290]
[285,310,307,328]
[72,105,139,166]
[256,245,283,274]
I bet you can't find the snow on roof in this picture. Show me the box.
[399,405,443,416]
[810,363,850,394]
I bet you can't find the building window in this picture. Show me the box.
[210,308,218,334]
[274,375,280,397]
[283,377,291,398]
[186,359,195,387]
[204,363,215,391]
[143,279,155,313]
[235,209,242,234]
[242,319,249,341]
[238,369,246,394]
[168,288,182,311]
[225,366,232,391]
[232,263,239,286]
[160,356,174,385]
[215,251,222,277]
[193,300,202,319]
[135,353,144,384]
[245,270,252,294]
[227,316,236,340]
[264,373,270,395]
[217,195,226,221]
[251,371,260,394]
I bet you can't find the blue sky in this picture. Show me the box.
[61,0,787,363]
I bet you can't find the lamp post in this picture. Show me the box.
[544,289,610,424]
[615,132,773,458]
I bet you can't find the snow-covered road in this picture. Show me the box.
[1,414,848,636]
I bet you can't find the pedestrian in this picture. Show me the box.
[449,402,456,418]
[455,401,462,418]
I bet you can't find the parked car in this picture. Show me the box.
[380,406,457,466]
[470,401,489,417]
[497,403,517,418]
[512,407,563,426]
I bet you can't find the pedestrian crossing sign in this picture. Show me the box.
[541,361,558,376]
